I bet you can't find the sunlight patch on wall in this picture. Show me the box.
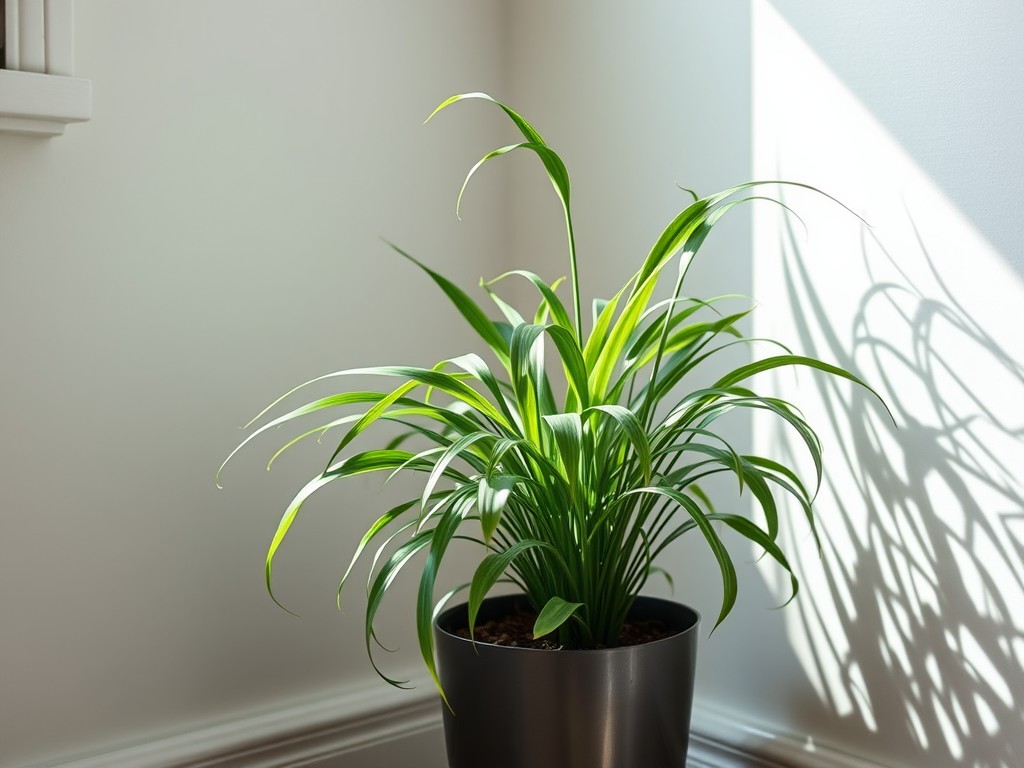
[751,1,1024,763]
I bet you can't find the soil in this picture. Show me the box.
[454,607,677,650]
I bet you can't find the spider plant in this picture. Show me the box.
[219,92,887,698]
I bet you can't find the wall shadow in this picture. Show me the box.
[766,1,1024,276]
[773,210,1024,767]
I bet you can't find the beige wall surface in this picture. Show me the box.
[3,2,1022,767]
[506,1,1023,767]
[0,3,505,766]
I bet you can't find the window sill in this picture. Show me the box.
[0,68,91,136]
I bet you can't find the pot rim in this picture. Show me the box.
[433,593,701,656]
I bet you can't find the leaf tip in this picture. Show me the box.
[423,98,452,125]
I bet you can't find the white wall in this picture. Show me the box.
[0,3,504,766]
[506,1,1024,768]
[4,2,1022,767]
[748,3,1024,766]
[502,0,753,312]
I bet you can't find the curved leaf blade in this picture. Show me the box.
[533,596,584,639]
[625,485,737,630]
[467,539,552,640]
[477,474,518,544]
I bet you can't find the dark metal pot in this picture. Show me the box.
[434,593,699,768]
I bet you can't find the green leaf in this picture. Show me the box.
[627,311,751,376]
[658,440,779,540]
[745,454,819,553]
[708,513,799,606]
[624,296,721,365]
[625,486,737,630]
[416,492,476,704]
[218,391,406,486]
[432,582,471,623]
[634,198,710,290]
[227,98,893,666]
[365,527,435,688]
[266,450,428,611]
[533,596,584,638]
[467,539,552,640]
[509,323,547,443]
[443,353,519,429]
[428,92,582,337]
[418,431,493,525]
[426,92,546,145]
[484,270,574,336]
[544,324,590,411]
[477,474,518,544]
[337,497,419,604]
[325,364,513,468]
[480,279,526,326]
[542,413,582,489]
[586,404,652,485]
[713,354,894,425]
[385,241,510,366]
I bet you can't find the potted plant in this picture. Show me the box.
[220,93,886,767]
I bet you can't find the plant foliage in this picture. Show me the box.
[220,93,888,697]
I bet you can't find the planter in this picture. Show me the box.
[433,593,700,768]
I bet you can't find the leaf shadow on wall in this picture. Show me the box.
[776,210,1024,767]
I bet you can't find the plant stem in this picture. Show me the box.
[564,209,582,338]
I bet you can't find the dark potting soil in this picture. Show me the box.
[454,608,677,650]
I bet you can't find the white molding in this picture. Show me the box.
[690,705,895,768]
[1,0,88,136]
[17,0,45,73]
[29,681,898,768]
[0,68,91,135]
[5,0,21,70]
[44,0,74,76]
[33,676,443,768]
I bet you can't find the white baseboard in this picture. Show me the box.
[35,677,446,768]
[34,680,890,768]
[689,707,891,768]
